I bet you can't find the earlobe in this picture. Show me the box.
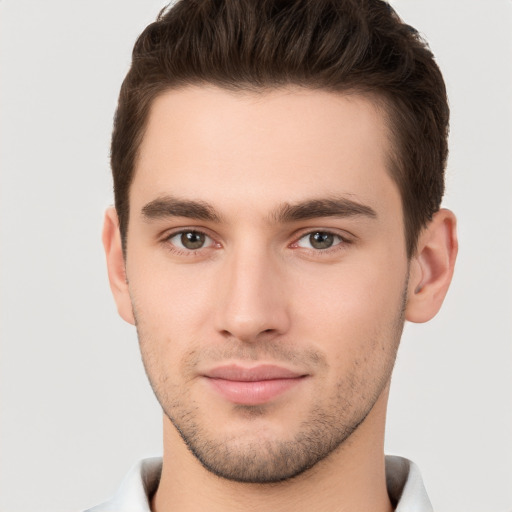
[405,209,458,323]
[102,207,135,325]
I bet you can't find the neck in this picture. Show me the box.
[152,388,393,512]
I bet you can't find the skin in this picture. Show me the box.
[103,86,457,512]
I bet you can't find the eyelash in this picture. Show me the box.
[161,228,353,257]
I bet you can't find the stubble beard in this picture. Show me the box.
[164,384,375,484]
[135,287,407,484]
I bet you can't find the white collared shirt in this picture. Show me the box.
[85,455,433,512]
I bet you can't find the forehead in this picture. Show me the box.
[132,86,399,218]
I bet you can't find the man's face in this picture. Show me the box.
[123,86,409,483]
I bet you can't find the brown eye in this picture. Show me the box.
[180,231,205,249]
[168,230,212,250]
[296,231,344,250]
[309,232,335,249]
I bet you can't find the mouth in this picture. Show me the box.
[202,364,309,405]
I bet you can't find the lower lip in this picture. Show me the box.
[206,377,305,405]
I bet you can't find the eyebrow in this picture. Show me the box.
[141,195,377,224]
[271,198,377,223]
[142,196,222,222]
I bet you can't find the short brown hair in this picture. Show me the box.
[111,0,449,257]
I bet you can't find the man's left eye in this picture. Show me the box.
[296,231,344,250]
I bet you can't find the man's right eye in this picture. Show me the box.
[166,230,214,250]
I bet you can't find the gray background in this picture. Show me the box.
[1,1,511,511]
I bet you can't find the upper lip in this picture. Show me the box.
[204,364,306,381]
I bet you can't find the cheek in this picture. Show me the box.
[290,262,407,408]
[127,256,217,352]
[290,258,407,354]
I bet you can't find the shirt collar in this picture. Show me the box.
[386,455,433,512]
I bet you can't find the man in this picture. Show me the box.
[90,0,457,510]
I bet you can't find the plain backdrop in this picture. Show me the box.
[1,1,511,511]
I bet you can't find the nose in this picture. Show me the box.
[214,245,291,343]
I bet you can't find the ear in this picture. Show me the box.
[102,207,135,325]
[406,209,458,323]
